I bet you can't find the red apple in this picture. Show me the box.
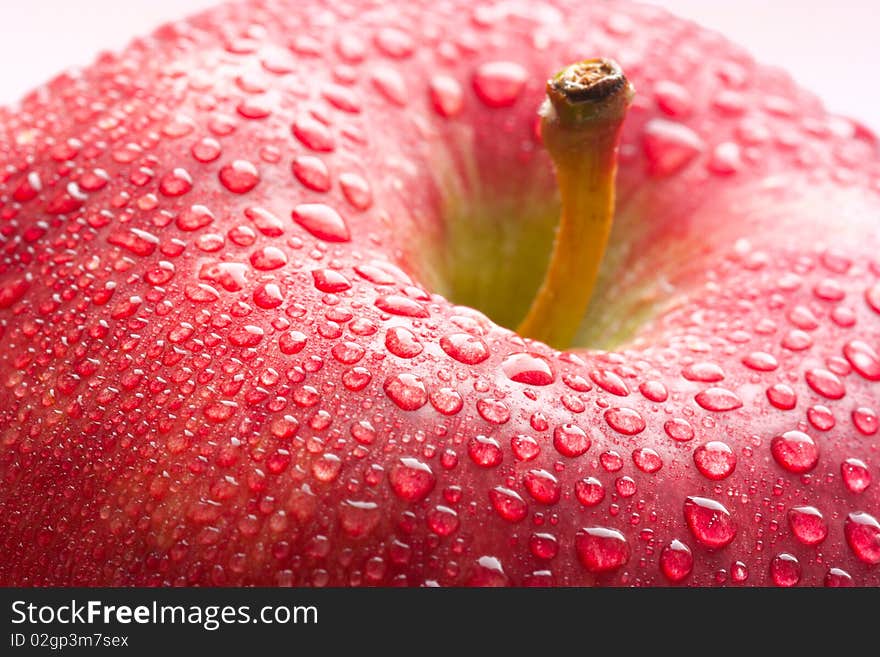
[1,0,878,586]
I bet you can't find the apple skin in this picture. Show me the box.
[1,0,879,586]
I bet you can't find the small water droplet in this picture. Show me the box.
[844,511,880,564]
[375,295,428,318]
[385,326,423,358]
[639,380,668,402]
[427,505,459,537]
[824,568,853,587]
[683,362,725,382]
[843,340,880,381]
[529,533,559,560]
[159,168,192,196]
[430,75,464,117]
[770,553,801,587]
[191,137,221,162]
[742,351,778,371]
[292,115,335,151]
[807,404,835,431]
[575,527,630,574]
[176,204,214,231]
[632,447,662,473]
[312,268,351,293]
[600,450,623,472]
[659,539,693,583]
[339,172,373,210]
[339,500,380,538]
[693,441,736,480]
[684,496,736,548]
[477,398,510,425]
[250,246,288,270]
[279,331,307,355]
[771,430,819,473]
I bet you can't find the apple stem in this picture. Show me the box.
[516,58,634,349]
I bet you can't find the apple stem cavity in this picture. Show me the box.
[516,58,634,349]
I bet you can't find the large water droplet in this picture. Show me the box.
[553,424,590,457]
[292,155,331,192]
[695,387,743,412]
[473,61,528,107]
[770,553,801,587]
[501,352,555,385]
[664,418,694,442]
[389,457,435,502]
[805,368,845,399]
[693,441,736,480]
[489,486,528,522]
[684,496,736,549]
[604,407,646,435]
[841,458,871,494]
[770,430,819,473]
[440,333,489,364]
[375,295,428,318]
[843,340,880,381]
[844,511,880,564]
[575,527,630,574]
[218,160,260,193]
[642,119,704,176]
[292,203,351,242]
[468,435,503,468]
[430,75,464,117]
[384,373,428,410]
[429,388,464,415]
[659,539,693,583]
[788,506,827,545]
[575,477,605,507]
[386,326,423,358]
[523,469,561,505]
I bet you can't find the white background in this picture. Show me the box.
[0,1,877,130]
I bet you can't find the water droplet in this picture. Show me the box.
[852,407,879,435]
[600,450,623,472]
[771,430,819,473]
[384,373,428,410]
[385,326,423,358]
[342,367,372,391]
[250,246,288,270]
[159,168,192,196]
[429,388,464,415]
[807,404,835,431]
[339,172,373,210]
[782,329,813,351]
[604,407,646,435]
[841,458,871,494]
[375,295,428,318]
[766,383,797,410]
[176,204,214,231]
[389,457,435,501]
[844,511,880,564]
[639,380,668,402]
[427,506,459,537]
[292,155,331,192]
[615,476,636,497]
[331,341,365,364]
[693,441,736,480]
[218,160,260,193]
[371,67,408,106]
[473,61,528,107]
[291,203,351,242]
[695,387,742,412]
[770,553,801,587]
[529,533,559,560]
[788,506,827,545]
[108,228,159,256]
[642,119,704,176]
[292,115,335,151]
[575,477,605,507]
[824,568,853,587]
[664,418,694,442]
[191,137,221,162]
[843,340,880,380]
[440,333,489,364]
[468,435,503,468]
[575,527,630,574]
[312,268,351,293]
[501,352,555,385]
[553,424,590,457]
[654,80,693,117]
[430,75,464,117]
[477,398,510,425]
[659,539,693,583]
[742,351,778,371]
[339,500,380,538]
[632,447,662,473]
[805,368,845,399]
[523,469,561,505]
[682,362,725,382]
[279,331,307,355]
[489,486,528,522]
[684,496,736,549]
